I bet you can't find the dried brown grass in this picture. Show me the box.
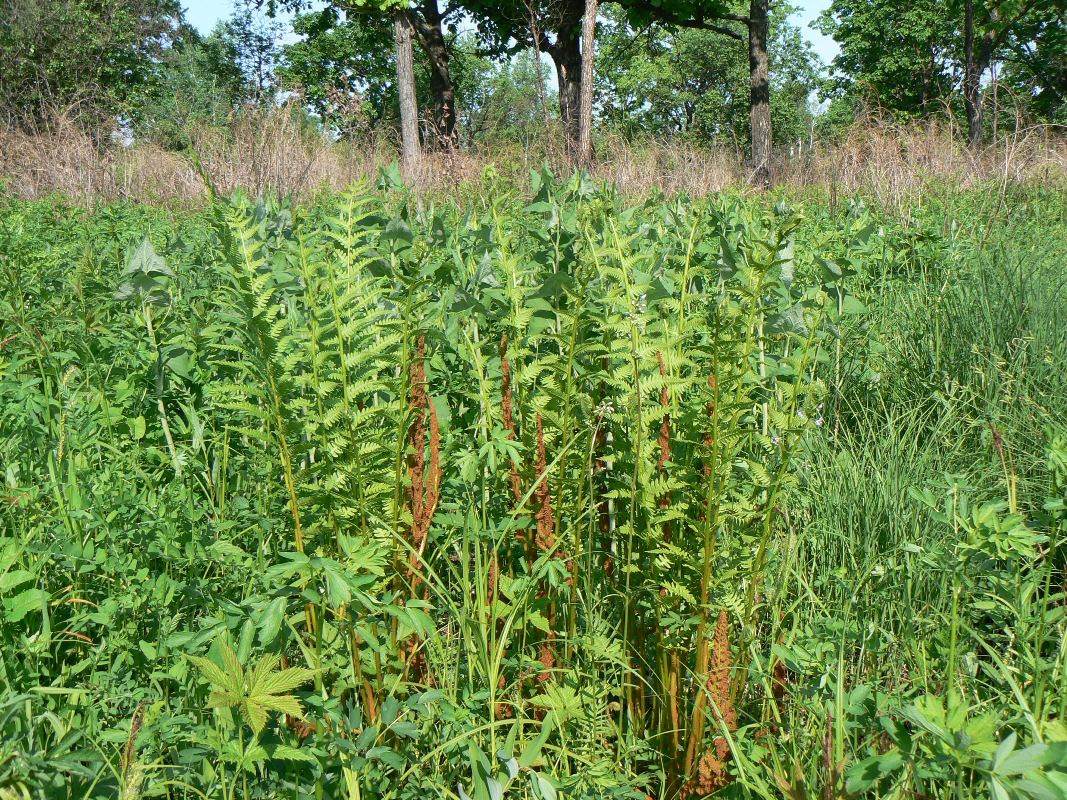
[2,107,1064,205]
[0,115,118,199]
[0,106,488,202]
[782,117,1067,209]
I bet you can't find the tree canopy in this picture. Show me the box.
[596,2,818,147]
[816,0,1066,135]
[0,0,185,131]
[1,0,1063,168]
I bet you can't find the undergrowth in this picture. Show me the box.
[0,171,1064,799]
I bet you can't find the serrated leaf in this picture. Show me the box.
[266,744,317,763]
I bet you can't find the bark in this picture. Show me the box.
[963,0,1035,148]
[576,0,598,168]
[527,1,553,137]
[412,0,457,149]
[544,0,585,161]
[964,0,983,148]
[550,37,582,159]
[394,11,420,170]
[748,0,772,188]
[991,61,999,140]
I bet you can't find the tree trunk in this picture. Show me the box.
[546,0,584,162]
[963,0,983,148]
[748,0,772,188]
[991,61,998,140]
[394,11,420,170]
[527,1,553,138]
[576,0,598,168]
[414,0,457,150]
[550,41,582,160]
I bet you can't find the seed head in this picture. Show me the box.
[709,611,736,731]
[534,415,555,553]
[122,703,146,773]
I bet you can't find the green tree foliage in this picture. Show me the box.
[995,1,1067,123]
[278,12,551,146]
[134,23,249,149]
[460,0,743,152]
[769,7,822,145]
[279,7,400,137]
[451,42,556,147]
[225,0,286,103]
[815,0,955,119]
[817,0,1067,131]
[271,0,460,148]
[596,2,818,148]
[133,2,289,148]
[0,0,184,131]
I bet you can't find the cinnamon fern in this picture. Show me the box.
[2,176,1065,800]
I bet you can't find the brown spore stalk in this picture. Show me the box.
[533,414,572,578]
[122,703,146,773]
[532,413,570,685]
[684,611,737,797]
[487,552,499,607]
[657,352,671,474]
[534,414,555,553]
[770,633,790,733]
[404,347,439,684]
[709,611,737,731]
[407,335,441,588]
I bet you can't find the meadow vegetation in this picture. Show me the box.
[3,0,1067,794]
[1,169,1065,799]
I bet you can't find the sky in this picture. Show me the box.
[182,0,841,66]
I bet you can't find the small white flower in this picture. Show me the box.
[595,400,615,418]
